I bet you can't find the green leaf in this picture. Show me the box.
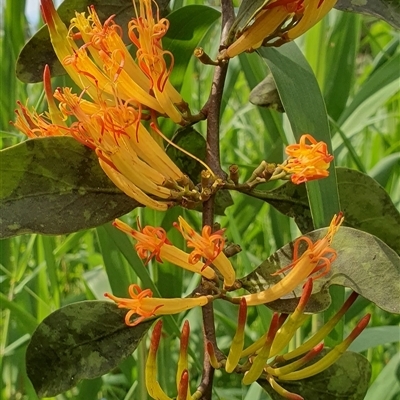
[335,0,400,29]
[349,326,400,352]
[240,226,400,314]
[26,301,155,397]
[163,5,221,92]
[16,0,171,83]
[364,353,400,400]
[254,167,400,255]
[0,137,139,238]
[258,350,371,400]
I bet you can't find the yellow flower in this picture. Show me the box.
[105,284,209,326]
[220,0,337,59]
[236,213,343,306]
[113,219,217,280]
[40,0,186,118]
[280,134,334,184]
[14,1,208,211]
[174,216,236,288]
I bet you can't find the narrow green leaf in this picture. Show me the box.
[0,293,38,333]
[323,13,361,121]
[26,301,155,397]
[0,137,139,238]
[336,52,400,133]
[349,326,400,353]
[364,353,400,400]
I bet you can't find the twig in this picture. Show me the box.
[198,1,235,399]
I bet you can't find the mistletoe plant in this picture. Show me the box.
[1,0,399,399]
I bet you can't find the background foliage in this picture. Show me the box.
[1,0,399,399]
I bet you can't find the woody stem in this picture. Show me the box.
[198,1,235,399]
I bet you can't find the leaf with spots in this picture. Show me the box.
[240,226,400,314]
[258,349,371,400]
[0,137,139,238]
[26,301,155,397]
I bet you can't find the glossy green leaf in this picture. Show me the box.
[0,137,139,238]
[258,350,371,400]
[240,225,400,314]
[260,167,400,254]
[163,5,221,92]
[16,0,171,83]
[335,0,400,29]
[26,301,155,397]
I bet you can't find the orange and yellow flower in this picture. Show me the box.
[113,219,217,280]
[236,212,343,306]
[280,134,334,184]
[105,284,209,326]
[220,0,337,59]
[13,0,207,211]
[174,216,236,288]
[216,280,370,399]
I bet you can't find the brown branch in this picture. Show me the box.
[198,1,235,399]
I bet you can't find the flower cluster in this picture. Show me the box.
[220,0,338,59]
[208,280,370,399]
[143,281,369,400]
[13,0,213,211]
[113,216,236,287]
[104,212,364,400]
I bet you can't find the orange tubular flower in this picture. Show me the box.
[236,213,344,306]
[12,1,204,211]
[105,284,209,326]
[220,0,337,59]
[280,134,334,184]
[231,283,370,399]
[113,219,217,280]
[175,216,236,288]
[146,320,193,400]
[146,320,172,400]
